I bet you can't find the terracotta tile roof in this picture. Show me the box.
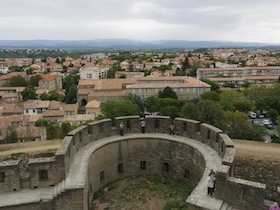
[78,78,137,90]
[88,89,128,97]
[85,100,101,108]
[49,100,62,110]
[24,100,50,109]
[58,114,94,122]
[42,74,61,82]
[16,126,45,139]
[2,102,24,115]
[42,110,64,117]
[197,66,280,71]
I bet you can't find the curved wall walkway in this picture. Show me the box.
[0,116,271,210]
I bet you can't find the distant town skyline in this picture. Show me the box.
[1,0,280,44]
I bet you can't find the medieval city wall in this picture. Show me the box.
[0,116,273,210]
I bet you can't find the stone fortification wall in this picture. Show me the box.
[0,116,272,210]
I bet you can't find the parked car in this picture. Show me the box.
[267,123,274,129]
[257,113,265,118]
[262,119,272,125]
[248,111,257,119]
[251,120,264,126]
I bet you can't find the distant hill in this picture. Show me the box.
[0,39,279,50]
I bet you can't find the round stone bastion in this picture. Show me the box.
[0,116,272,210]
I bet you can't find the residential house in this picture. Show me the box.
[23,100,50,115]
[0,62,9,74]
[38,74,63,91]
[144,62,154,70]
[150,70,162,77]
[42,100,64,122]
[164,70,176,77]
[85,100,101,117]
[79,66,109,79]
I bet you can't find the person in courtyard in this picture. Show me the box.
[140,119,146,133]
[207,174,216,197]
[169,120,175,135]
[270,202,280,210]
[119,122,124,136]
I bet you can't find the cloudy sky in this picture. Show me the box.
[1,0,280,43]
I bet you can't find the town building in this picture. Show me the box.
[77,76,211,108]
[197,66,280,78]
[79,67,109,79]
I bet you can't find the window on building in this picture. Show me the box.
[162,162,169,172]
[184,169,190,179]
[118,164,124,173]
[100,171,105,182]
[33,109,36,113]
[192,88,196,92]
[207,130,211,140]
[139,89,142,93]
[187,88,190,92]
[140,161,146,170]
[0,172,5,183]
[39,170,48,180]
[180,88,184,93]
[86,74,92,79]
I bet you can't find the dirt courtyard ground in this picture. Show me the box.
[0,139,279,162]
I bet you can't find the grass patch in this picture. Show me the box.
[11,152,28,158]
[91,175,192,209]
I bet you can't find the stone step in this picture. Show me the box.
[220,202,228,210]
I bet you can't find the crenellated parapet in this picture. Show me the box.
[0,116,272,210]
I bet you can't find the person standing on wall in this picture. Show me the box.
[207,174,216,197]
[270,202,280,210]
[119,122,124,136]
[169,120,175,135]
[140,119,146,133]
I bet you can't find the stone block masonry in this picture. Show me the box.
[0,116,273,210]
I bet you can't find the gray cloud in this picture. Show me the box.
[1,0,280,43]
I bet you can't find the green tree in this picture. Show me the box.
[55,57,61,64]
[201,78,219,92]
[26,68,34,75]
[181,100,224,126]
[158,86,178,100]
[219,111,264,141]
[46,123,61,140]
[181,57,191,71]
[21,86,37,101]
[144,96,160,113]
[267,108,279,123]
[4,127,18,143]
[9,75,27,87]
[29,75,42,87]
[35,119,48,127]
[125,93,145,113]
[200,91,220,102]
[48,90,64,101]
[98,100,140,120]
[40,92,50,100]
[159,106,180,119]
[107,64,122,78]
[64,85,77,104]
[61,121,72,137]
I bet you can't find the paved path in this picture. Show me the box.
[0,133,224,209]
